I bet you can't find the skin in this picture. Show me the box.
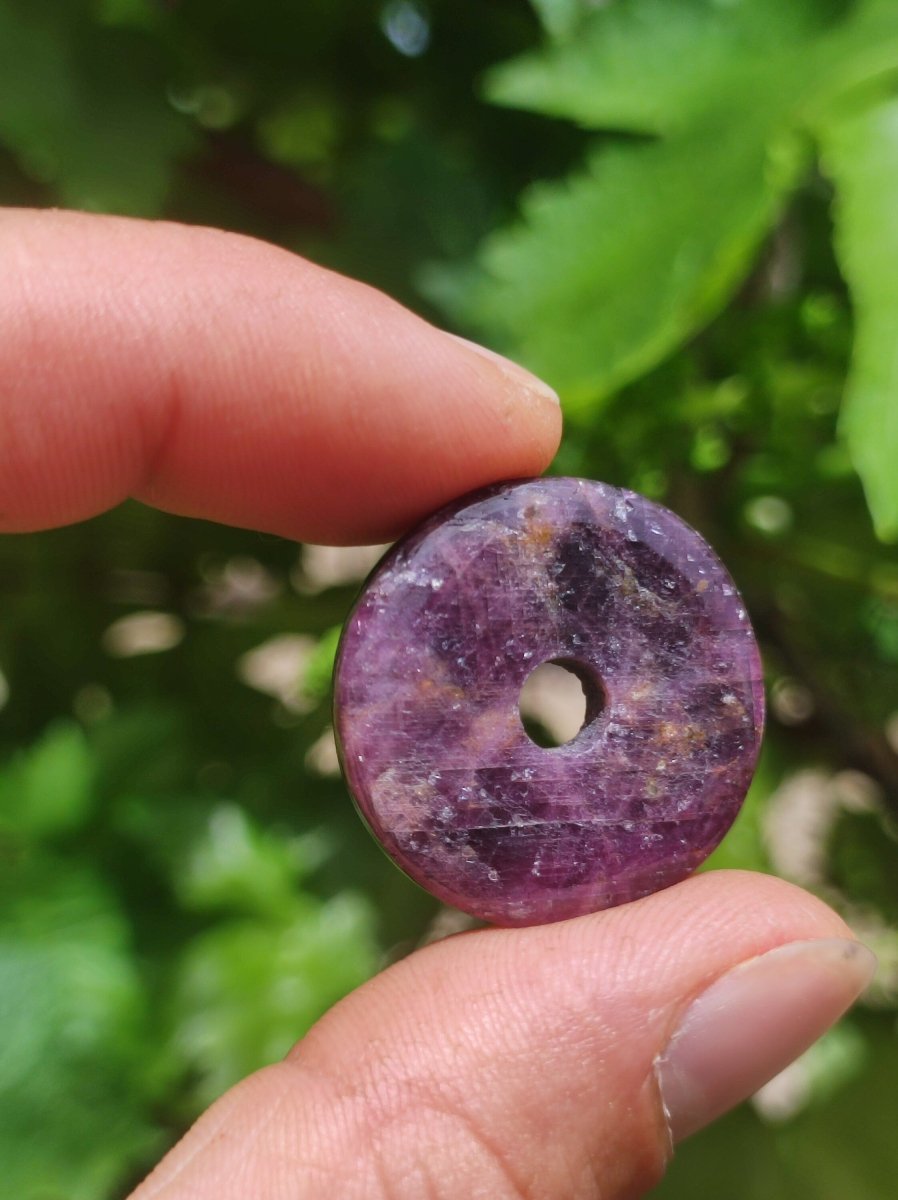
[0,210,861,1200]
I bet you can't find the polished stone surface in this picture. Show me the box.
[334,478,764,926]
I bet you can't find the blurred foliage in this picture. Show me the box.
[0,1,898,1197]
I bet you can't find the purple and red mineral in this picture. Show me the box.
[334,478,764,927]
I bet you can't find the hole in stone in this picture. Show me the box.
[518,658,605,749]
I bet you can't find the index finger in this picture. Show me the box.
[0,210,560,543]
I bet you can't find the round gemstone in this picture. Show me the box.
[334,478,764,926]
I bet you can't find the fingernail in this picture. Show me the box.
[656,938,876,1143]
[447,333,561,407]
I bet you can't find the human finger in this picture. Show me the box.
[0,208,560,542]
[129,871,874,1200]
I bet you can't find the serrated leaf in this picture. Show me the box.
[495,0,833,136]
[455,0,898,414]
[822,97,898,541]
[467,122,805,409]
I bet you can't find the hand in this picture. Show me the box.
[2,209,874,1200]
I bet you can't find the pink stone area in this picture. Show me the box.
[334,478,765,926]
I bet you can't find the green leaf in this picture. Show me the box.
[0,2,193,215]
[460,0,833,406]
[0,722,94,840]
[466,122,806,410]
[822,96,898,541]
[176,803,331,919]
[169,893,379,1109]
[495,0,834,136]
[113,789,332,919]
[304,624,343,703]
[456,0,898,415]
[0,855,159,1200]
[529,0,584,41]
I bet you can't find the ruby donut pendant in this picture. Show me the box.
[334,478,764,927]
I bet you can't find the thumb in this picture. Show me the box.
[130,871,874,1200]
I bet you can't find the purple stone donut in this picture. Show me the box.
[334,478,764,927]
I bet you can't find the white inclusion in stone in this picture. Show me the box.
[392,567,424,588]
[613,497,630,522]
[627,528,639,542]
[487,868,500,882]
[430,577,444,590]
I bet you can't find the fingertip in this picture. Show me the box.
[290,320,563,545]
[656,934,875,1142]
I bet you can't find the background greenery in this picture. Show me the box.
[1,1,898,1196]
